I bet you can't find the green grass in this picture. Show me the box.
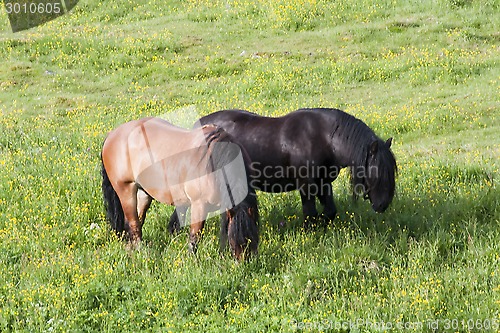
[0,0,499,331]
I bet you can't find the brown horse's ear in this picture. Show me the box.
[247,207,254,219]
[386,137,393,148]
[226,208,234,220]
[370,140,379,155]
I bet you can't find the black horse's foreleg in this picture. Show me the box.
[168,206,188,234]
[299,192,318,229]
[317,183,337,223]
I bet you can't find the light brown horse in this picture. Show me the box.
[101,117,259,260]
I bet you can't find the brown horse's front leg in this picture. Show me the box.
[124,217,142,246]
[116,182,142,245]
[188,201,207,254]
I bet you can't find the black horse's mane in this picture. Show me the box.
[328,109,376,164]
[299,108,375,164]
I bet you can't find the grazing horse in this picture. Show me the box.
[101,117,259,260]
[170,108,397,230]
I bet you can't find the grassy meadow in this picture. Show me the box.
[0,0,499,331]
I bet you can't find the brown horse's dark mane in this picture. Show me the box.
[202,123,258,202]
[195,125,229,172]
[201,124,259,257]
[204,125,229,147]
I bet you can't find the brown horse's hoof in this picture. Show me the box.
[126,235,142,250]
[188,241,198,255]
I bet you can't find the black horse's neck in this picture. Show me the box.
[323,109,377,168]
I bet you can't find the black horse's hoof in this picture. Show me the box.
[302,215,320,231]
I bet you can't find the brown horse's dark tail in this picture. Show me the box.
[101,157,125,235]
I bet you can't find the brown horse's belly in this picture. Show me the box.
[145,185,191,206]
[136,164,218,208]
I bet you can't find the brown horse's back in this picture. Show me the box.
[102,117,219,206]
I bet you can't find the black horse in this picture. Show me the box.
[170,108,396,230]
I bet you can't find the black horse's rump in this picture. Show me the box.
[196,108,397,226]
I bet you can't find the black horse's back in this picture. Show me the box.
[195,108,397,224]
[201,109,257,123]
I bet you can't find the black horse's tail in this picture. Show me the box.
[101,157,125,235]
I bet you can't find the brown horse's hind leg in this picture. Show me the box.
[188,201,207,254]
[137,188,153,229]
[115,182,142,244]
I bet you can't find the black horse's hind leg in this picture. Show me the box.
[219,210,229,254]
[168,206,188,234]
[299,192,319,229]
[317,183,337,224]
